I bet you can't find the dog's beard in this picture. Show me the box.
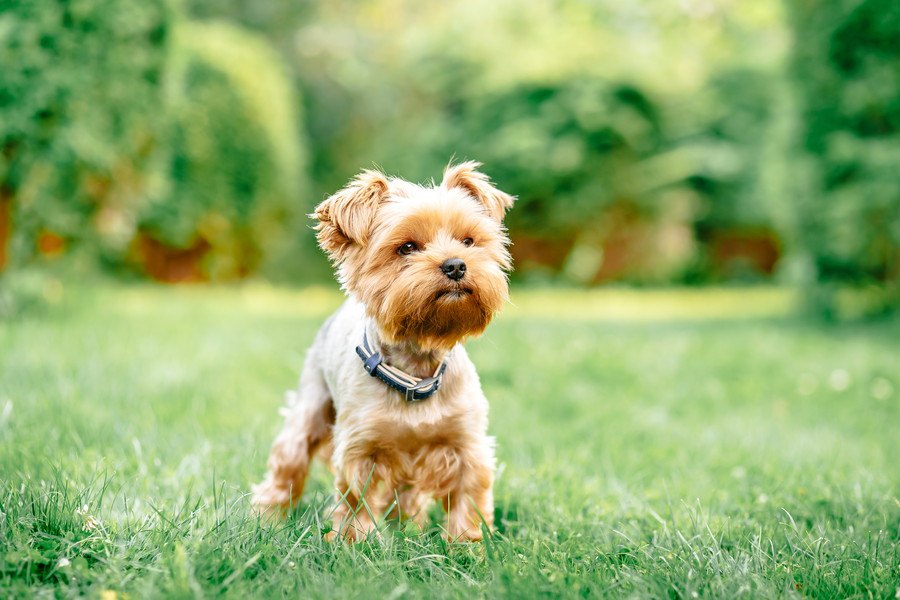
[365,274,505,350]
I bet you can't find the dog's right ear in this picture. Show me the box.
[312,170,389,261]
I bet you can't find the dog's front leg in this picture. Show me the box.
[326,458,386,542]
[442,448,495,542]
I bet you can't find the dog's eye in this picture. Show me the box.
[462,237,474,247]
[398,241,419,255]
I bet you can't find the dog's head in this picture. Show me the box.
[313,161,514,350]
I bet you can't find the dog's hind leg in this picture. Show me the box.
[252,351,334,516]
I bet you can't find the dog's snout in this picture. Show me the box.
[441,258,467,281]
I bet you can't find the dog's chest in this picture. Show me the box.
[336,406,471,487]
[346,406,466,451]
[371,417,469,491]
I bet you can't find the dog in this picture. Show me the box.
[251,161,514,542]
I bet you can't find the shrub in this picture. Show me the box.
[0,5,309,281]
[0,0,170,267]
[136,21,308,281]
[786,0,900,315]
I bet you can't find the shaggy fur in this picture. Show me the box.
[252,162,514,541]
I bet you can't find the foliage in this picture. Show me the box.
[283,0,822,285]
[138,21,308,280]
[1,284,897,596]
[785,0,900,315]
[0,0,170,265]
[1,0,898,306]
[0,2,308,281]
[453,81,664,237]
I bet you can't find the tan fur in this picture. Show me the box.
[313,170,390,261]
[252,162,514,542]
[441,160,515,223]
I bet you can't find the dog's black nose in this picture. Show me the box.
[441,258,466,281]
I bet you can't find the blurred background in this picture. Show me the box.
[1,0,898,317]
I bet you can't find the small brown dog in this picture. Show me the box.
[252,161,514,541]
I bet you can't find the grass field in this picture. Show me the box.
[1,283,897,598]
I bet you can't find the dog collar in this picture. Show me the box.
[355,331,448,402]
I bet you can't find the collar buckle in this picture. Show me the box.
[363,352,382,375]
[355,331,449,403]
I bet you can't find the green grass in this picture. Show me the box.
[1,283,897,599]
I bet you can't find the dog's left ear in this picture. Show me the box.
[442,161,515,222]
[312,169,389,262]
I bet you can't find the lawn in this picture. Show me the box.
[0,283,897,599]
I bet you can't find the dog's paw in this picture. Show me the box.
[443,526,489,543]
[250,480,292,518]
[323,520,381,543]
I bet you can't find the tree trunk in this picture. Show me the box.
[0,187,11,272]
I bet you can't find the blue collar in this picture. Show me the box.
[355,331,448,402]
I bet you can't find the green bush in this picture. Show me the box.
[786,0,900,315]
[453,80,664,237]
[0,5,309,281]
[0,0,170,266]
[137,21,308,281]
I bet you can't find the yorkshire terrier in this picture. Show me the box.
[251,161,514,541]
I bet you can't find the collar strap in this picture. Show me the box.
[355,332,448,402]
